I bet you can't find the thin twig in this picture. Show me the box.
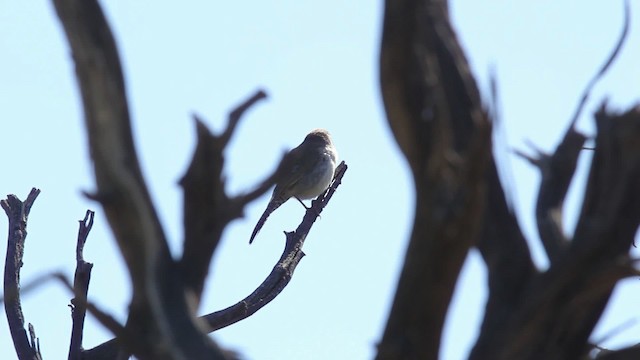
[232,151,288,208]
[568,0,630,128]
[219,89,268,147]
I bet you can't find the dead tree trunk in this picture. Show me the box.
[376,1,640,359]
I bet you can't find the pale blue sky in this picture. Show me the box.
[1,1,639,359]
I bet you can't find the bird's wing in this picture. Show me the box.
[249,141,322,244]
[274,143,322,195]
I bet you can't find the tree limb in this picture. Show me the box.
[203,162,348,331]
[82,162,348,358]
[52,0,226,358]
[68,210,95,360]
[567,0,630,128]
[470,159,537,359]
[376,0,491,358]
[2,188,42,360]
[52,0,166,310]
[514,128,586,262]
[472,3,635,357]
[179,90,269,307]
[513,0,629,264]
[499,106,640,360]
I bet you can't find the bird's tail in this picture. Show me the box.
[249,197,286,244]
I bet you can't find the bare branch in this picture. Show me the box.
[28,324,41,358]
[2,188,42,360]
[514,0,630,264]
[2,269,127,341]
[512,146,544,168]
[535,128,585,262]
[231,151,287,209]
[516,128,586,262]
[471,159,536,359]
[52,0,226,358]
[84,163,347,358]
[52,0,168,304]
[203,162,348,331]
[499,106,640,360]
[376,0,491,358]
[51,272,126,339]
[567,0,630,128]
[68,210,95,360]
[219,89,267,147]
[179,91,269,306]
[179,117,228,304]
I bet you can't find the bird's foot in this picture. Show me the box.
[295,196,322,218]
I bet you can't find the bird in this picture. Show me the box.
[249,129,338,244]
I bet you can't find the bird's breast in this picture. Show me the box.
[294,152,336,199]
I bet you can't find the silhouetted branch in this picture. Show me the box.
[231,156,287,206]
[68,210,95,360]
[1,268,127,344]
[535,128,585,262]
[219,90,267,147]
[512,0,630,264]
[27,324,41,358]
[379,1,637,360]
[53,0,226,358]
[179,90,270,306]
[203,162,348,331]
[472,2,635,358]
[52,0,167,303]
[568,0,630,128]
[514,128,586,262]
[471,159,536,359]
[376,0,491,358]
[84,163,347,358]
[498,106,640,360]
[50,272,126,339]
[2,188,42,360]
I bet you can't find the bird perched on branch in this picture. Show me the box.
[249,129,338,244]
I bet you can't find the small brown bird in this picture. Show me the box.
[249,129,338,244]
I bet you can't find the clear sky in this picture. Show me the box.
[1,1,639,359]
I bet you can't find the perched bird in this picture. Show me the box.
[249,129,338,244]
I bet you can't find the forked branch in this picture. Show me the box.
[180,90,269,305]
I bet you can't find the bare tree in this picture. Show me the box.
[3,0,639,359]
[375,1,640,360]
[3,0,346,359]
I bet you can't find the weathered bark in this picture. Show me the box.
[68,210,95,360]
[496,106,640,360]
[2,189,43,360]
[377,0,639,359]
[376,1,491,359]
[52,0,226,358]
